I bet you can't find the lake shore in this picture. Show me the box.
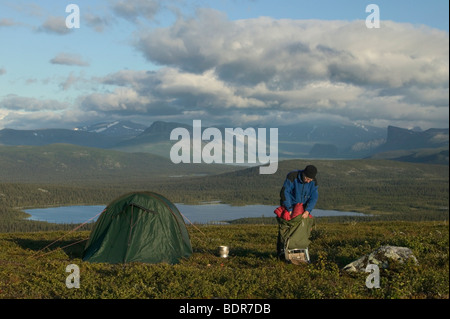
[24,203,369,225]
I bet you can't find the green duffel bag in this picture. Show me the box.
[276,215,315,262]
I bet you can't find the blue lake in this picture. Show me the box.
[24,203,368,224]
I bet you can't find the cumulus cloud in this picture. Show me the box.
[137,10,448,87]
[129,9,448,128]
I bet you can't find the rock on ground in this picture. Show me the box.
[343,245,418,272]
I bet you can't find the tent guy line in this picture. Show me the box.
[29,209,105,260]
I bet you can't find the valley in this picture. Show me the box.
[0,142,448,233]
[0,131,448,301]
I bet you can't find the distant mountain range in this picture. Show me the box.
[112,120,389,159]
[0,120,448,164]
[0,128,118,148]
[375,126,449,152]
[74,120,147,138]
[368,126,449,165]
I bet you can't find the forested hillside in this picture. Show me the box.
[0,144,237,184]
[151,159,449,218]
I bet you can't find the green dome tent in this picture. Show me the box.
[82,192,192,264]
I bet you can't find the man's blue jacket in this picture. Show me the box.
[280,169,319,213]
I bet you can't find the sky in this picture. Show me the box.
[0,0,448,130]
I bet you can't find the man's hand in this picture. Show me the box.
[302,211,310,218]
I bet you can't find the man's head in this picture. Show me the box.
[302,165,317,183]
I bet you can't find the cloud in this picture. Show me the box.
[60,72,83,91]
[137,9,230,73]
[37,16,71,35]
[137,10,448,87]
[0,108,98,130]
[97,69,153,89]
[8,2,44,18]
[50,53,90,67]
[0,95,76,129]
[112,0,161,23]
[154,68,267,109]
[130,9,449,128]
[81,87,152,113]
[84,13,112,32]
[0,95,68,112]
[83,67,267,117]
[0,18,19,27]
[0,96,96,130]
[3,8,448,130]
[0,67,6,75]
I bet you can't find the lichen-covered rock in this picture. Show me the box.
[343,245,418,272]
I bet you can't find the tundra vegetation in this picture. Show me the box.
[0,155,448,299]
